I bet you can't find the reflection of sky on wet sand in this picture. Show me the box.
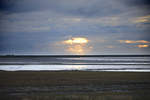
[1,65,150,72]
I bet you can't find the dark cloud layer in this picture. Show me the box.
[123,0,150,6]
[0,0,149,16]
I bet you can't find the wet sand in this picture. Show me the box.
[0,71,150,100]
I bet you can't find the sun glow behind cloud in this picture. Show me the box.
[136,45,149,48]
[119,40,150,44]
[119,40,150,48]
[63,37,92,54]
[133,15,150,23]
[63,37,88,44]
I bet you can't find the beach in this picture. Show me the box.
[0,71,150,100]
[0,56,150,100]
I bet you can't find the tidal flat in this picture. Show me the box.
[0,71,150,100]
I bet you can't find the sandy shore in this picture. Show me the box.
[0,71,150,100]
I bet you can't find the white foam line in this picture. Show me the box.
[0,65,150,72]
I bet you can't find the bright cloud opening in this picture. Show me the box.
[63,37,91,54]
[119,40,150,44]
[119,40,150,49]
[63,37,88,44]
[133,15,150,23]
[136,45,149,48]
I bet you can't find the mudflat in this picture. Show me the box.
[0,71,150,100]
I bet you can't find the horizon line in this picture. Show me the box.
[0,54,150,57]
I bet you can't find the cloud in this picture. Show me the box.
[31,26,51,31]
[133,15,150,23]
[63,18,81,23]
[0,0,149,33]
[119,40,150,44]
[119,40,150,49]
[122,0,150,7]
[0,11,53,32]
[0,0,140,17]
[136,44,149,48]
[106,45,115,48]
[63,37,88,45]
[61,37,92,54]
[0,0,150,55]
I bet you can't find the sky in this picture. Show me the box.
[0,0,150,55]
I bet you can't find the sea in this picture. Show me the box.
[0,55,150,72]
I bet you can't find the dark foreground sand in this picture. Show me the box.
[0,71,150,100]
